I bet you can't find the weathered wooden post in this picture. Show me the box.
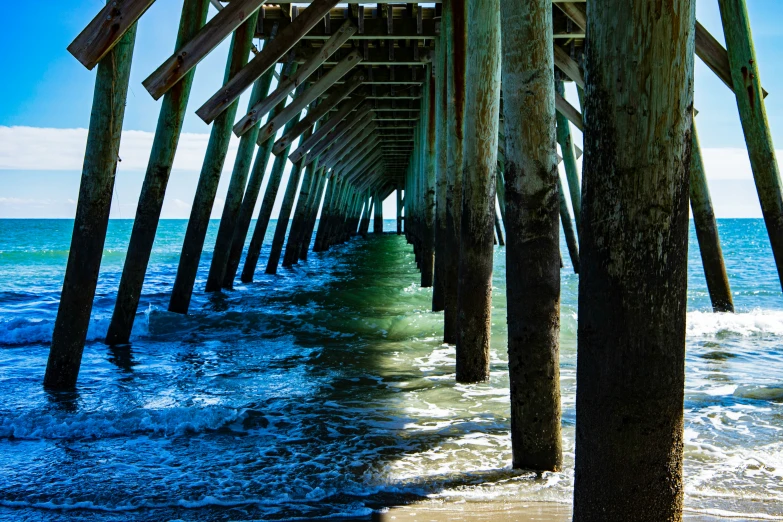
[314,174,339,251]
[266,115,317,274]
[433,13,449,311]
[373,192,384,234]
[421,63,437,286]
[106,0,209,345]
[690,121,733,312]
[718,0,783,292]
[573,0,695,519]
[494,209,505,246]
[396,188,403,234]
[444,0,467,344]
[206,68,277,291]
[361,193,373,236]
[559,176,580,273]
[240,86,308,283]
[455,0,500,383]
[222,60,299,288]
[301,168,328,259]
[45,19,138,389]
[283,160,318,267]
[500,0,563,472]
[169,14,258,314]
[555,79,582,231]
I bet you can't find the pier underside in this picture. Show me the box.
[38,1,783,520]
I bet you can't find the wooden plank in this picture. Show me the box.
[267,70,367,150]
[555,91,583,131]
[143,0,266,100]
[696,20,768,98]
[289,98,371,163]
[250,50,362,142]
[232,18,357,136]
[68,0,156,70]
[197,0,342,123]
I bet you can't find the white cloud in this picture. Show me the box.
[0,126,241,173]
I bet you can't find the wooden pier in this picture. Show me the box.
[48,1,781,520]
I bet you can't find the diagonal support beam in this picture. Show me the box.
[69,0,156,70]
[554,44,584,87]
[335,137,380,172]
[143,0,266,100]
[695,20,768,98]
[272,81,367,155]
[288,98,370,163]
[301,108,375,166]
[555,92,583,131]
[197,0,342,123]
[321,121,378,167]
[255,61,364,146]
[232,19,357,136]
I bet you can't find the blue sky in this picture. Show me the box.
[1,1,783,218]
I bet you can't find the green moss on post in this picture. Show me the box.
[455,0,500,383]
[690,121,733,312]
[443,0,467,344]
[718,0,783,293]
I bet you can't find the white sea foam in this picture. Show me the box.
[0,406,245,440]
[0,314,149,346]
[687,309,783,337]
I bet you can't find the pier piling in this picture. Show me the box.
[573,0,695,519]
[455,0,500,383]
[45,18,138,389]
[106,0,209,345]
[168,14,258,314]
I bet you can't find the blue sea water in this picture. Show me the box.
[0,218,781,520]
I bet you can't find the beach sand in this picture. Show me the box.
[372,501,769,521]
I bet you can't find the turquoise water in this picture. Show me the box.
[0,218,781,520]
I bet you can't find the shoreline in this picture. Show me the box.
[369,501,781,522]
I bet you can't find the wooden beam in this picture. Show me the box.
[252,51,363,142]
[555,91,583,131]
[289,98,370,163]
[291,45,432,66]
[321,121,378,167]
[143,0,266,100]
[337,137,380,170]
[556,2,586,31]
[554,44,584,88]
[196,0,342,123]
[232,19,357,136]
[257,16,436,39]
[298,108,375,164]
[68,0,156,70]
[695,20,768,98]
[271,71,367,154]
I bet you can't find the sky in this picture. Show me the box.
[1,1,783,219]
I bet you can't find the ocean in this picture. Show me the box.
[0,218,781,520]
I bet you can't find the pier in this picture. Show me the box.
[42,1,781,520]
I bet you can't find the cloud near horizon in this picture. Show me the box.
[0,126,240,172]
[0,126,775,219]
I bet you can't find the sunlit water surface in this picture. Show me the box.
[0,219,781,520]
